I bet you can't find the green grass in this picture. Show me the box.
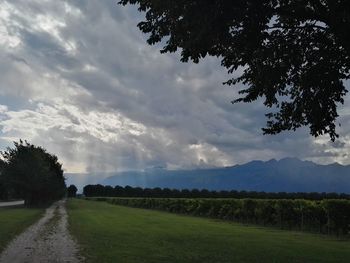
[68,199,350,263]
[0,206,43,252]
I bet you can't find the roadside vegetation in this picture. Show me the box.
[0,206,43,252]
[68,199,350,263]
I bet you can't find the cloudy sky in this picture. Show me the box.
[0,0,350,173]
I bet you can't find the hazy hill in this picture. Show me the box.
[66,158,350,193]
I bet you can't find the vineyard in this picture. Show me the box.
[87,197,350,236]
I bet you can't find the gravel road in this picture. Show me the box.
[0,199,83,263]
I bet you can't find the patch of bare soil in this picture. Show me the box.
[0,199,83,263]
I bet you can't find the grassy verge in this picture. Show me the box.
[68,199,350,263]
[0,206,43,252]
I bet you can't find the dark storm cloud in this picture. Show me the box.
[0,0,349,173]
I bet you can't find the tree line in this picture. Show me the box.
[89,197,350,237]
[83,184,350,200]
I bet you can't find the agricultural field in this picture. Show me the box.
[0,206,43,252]
[87,197,350,236]
[68,199,350,263]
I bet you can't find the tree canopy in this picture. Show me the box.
[1,140,66,205]
[119,0,350,140]
[0,158,7,200]
[67,184,78,198]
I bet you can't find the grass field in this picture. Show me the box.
[0,206,43,252]
[68,199,350,263]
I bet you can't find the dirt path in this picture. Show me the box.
[0,199,83,263]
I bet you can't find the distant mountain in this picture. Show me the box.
[66,158,350,193]
[96,158,350,193]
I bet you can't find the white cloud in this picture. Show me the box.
[0,2,22,49]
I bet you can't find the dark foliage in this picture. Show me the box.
[119,0,350,140]
[67,184,78,198]
[0,158,7,200]
[89,197,350,236]
[1,140,66,205]
[83,184,350,200]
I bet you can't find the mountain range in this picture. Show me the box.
[66,158,350,193]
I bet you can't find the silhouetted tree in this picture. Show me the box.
[67,184,78,198]
[0,158,7,200]
[119,0,350,140]
[83,185,93,197]
[114,185,125,197]
[104,185,114,197]
[1,140,66,206]
[191,189,200,198]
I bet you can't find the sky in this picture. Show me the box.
[0,0,350,174]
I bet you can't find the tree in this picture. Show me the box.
[1,140,66,206]
[0,158,7,200]
[67,184,78,198]
[119,0,350,140]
